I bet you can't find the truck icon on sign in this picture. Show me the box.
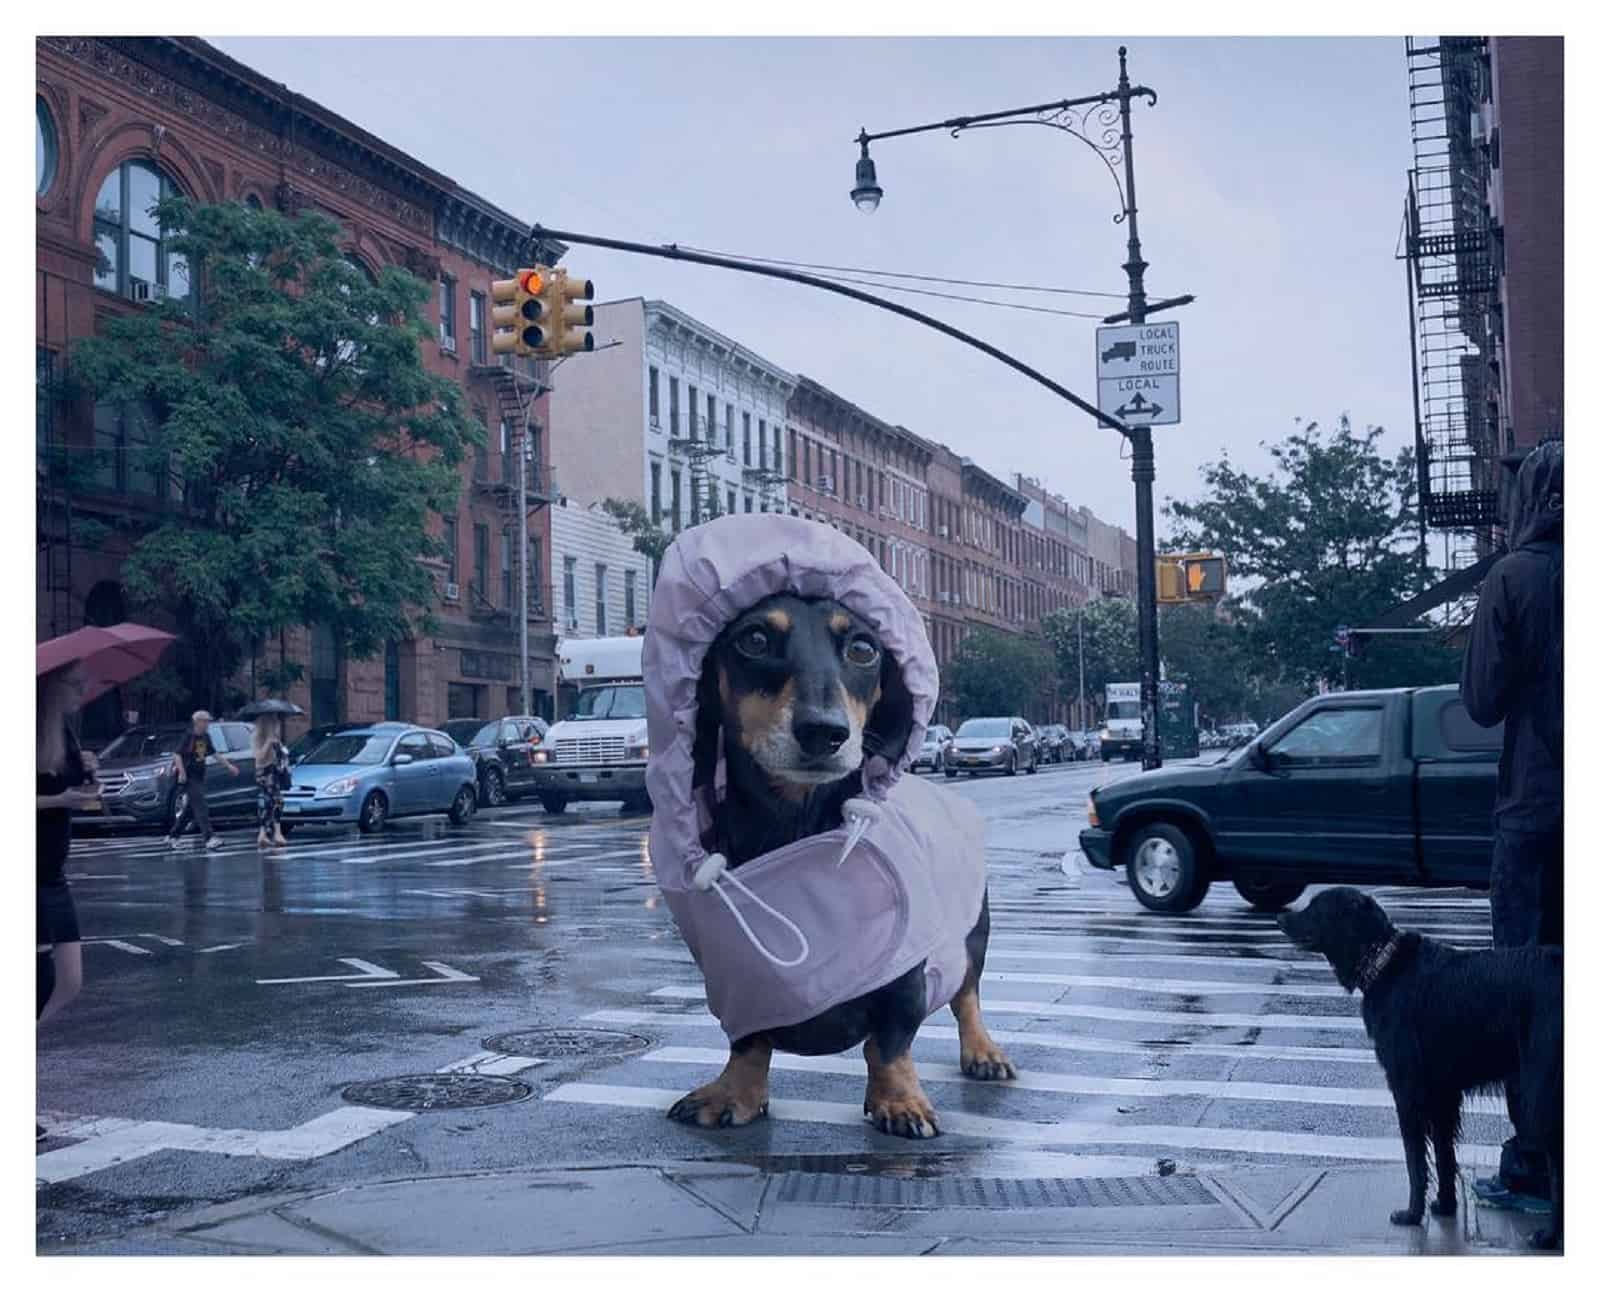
[1100,340,1137,365]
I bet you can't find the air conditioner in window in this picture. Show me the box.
[952,594,962,606]
[858,494,869,508]
[440,334,457,354]
[938,525,949,538]
[128,278,153,303]
[816,474,834,493]
[444,581,461,602]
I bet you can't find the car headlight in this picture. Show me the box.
[626,737,649,760]
[533,750,549,764]
[991,745,1006,754]
[127,767,164,781]
[318,776,361,798]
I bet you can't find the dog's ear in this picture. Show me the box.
[862,649,915,765]
[691,651,724,791]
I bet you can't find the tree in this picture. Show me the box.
[1040,596,1138,722]
[1164,416,1457,692]
[1158,601,1254,724]
[603,485,726,586]
[70,198,479,709]
[944,628,1054,723]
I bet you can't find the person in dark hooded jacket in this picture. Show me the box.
[1461,438,1562,1210]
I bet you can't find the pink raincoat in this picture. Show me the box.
[644,514,987,1044]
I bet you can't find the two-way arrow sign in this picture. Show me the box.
[1115,392,1164,420]
[257,958,478,988]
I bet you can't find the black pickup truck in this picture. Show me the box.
[1077,686,1502,913]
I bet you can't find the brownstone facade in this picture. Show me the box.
[37,36,561,741]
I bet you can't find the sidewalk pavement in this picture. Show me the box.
[42,1155,1550,1256]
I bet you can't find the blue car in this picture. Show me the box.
[279,723,479,834]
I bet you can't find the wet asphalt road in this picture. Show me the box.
[36,758,1504,1249]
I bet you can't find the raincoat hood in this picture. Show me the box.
[1507,441,1563,550]
[644,514,986,1043]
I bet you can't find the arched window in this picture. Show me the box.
[93,160,188,301]
[36,97,58,197]
[335,252,378,367]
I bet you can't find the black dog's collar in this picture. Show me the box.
[1354,935,1401,992]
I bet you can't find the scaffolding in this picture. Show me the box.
[1402,36,1501,554]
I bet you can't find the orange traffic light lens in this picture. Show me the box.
[519,270,544,294]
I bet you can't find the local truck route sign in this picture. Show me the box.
[1095,321,1180,428]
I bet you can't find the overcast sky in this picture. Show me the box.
[212,35,1418,536]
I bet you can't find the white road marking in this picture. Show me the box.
[403,888,511,899]
[988,948,1336,974]
[137,934,185,946]
[985,970,1350,999]
[543,1083,1499,1166]
[257,957,399,985]
[195,943,247,954]
[581,1009,1378,1064]
[641,1046,1396,1107]
[646,985,1367,1033]
[343,961,478,988]
[85,939,151,956]
[35,1106,411,1186]
[435,1052,544,1077]
[990,922,1489,943]
[992,933,1488,955]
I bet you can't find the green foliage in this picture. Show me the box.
[945,628,1054,722]
[603,484,728,585]
[1164,416,1458,693]
[69,198,479,709]
[1040,597,1138,719]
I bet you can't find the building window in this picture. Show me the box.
[727,487,736,516]
[751,415,760,467]
[528,535,544,610]
[669,377,680,435]
[447,682,482,721]
[563,556,578,630]
[649,367,660,423]
[595,563,608,636]
[691,479,701,526]
[93,160,190,302]
[726,405,735,454]
[501,524,514,607]
[706,395,716,445]
[310,623,341,726]
[500,420,514,481]
[744,493,753,514]
[803,438,812,486]
[36,97,58,197]
[670,469,682,532]
[624,569,637,628]
[92,401,166,498]
[473,523,489,598]
[438,277,457,351]
[650,460,663,524]
[442,515,459,584]
[469,291,486,363]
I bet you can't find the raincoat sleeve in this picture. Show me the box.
[1461,563,1512,728]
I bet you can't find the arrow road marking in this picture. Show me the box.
[343,961,479,988]
[257,958,400,985]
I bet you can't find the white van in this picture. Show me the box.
[530,636,651,814]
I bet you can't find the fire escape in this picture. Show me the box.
[669,414,726,525]
[470,354,556,620]
[1402,37,1501,560]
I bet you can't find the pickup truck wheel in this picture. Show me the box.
[1233,876,1307,913]
[540,793,569,815]
[1126,822,1211,914]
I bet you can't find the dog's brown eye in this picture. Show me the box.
[845,636,880,667]
[734,627,770,659]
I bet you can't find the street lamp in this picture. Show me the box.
[850,133,883,212]
[847,45,1178,771]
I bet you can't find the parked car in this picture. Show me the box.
[1036,725,1065,764]
[1060,729,1089,761]
[441,715,550,806]
[288,722,365,766]
[945,717,1040,778]
[910,724,954,773]
[1077,686,1502,914]
[79,720,258,831]
[279,723,479,834]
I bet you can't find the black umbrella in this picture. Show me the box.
[235,698,305,720]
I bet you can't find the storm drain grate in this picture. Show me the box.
[483,1027,652,1060]
[341,1073,533,1111]
[772,1172,1214,1210]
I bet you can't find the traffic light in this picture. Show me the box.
[1156,557,1185,604]
[490,268,549,358]
[537,269,595,356]
[1156,553,1227,604]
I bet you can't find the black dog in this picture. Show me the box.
[1278,888,1562,1249]
[666,593,1014,1139]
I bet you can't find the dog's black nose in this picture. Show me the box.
[794,715,850,758]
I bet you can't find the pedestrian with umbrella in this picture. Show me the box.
[239,699,301,850]
[36,623,174,1140]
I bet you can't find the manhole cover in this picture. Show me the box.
[773,1173,1214,1210]
[341,1073,533,1111]
[484,1027,652,1060]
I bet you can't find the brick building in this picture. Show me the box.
[36,36,562,739]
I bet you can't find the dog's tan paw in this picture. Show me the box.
[960,1041,1017,1082]
[666,1081,768,1129]
[864,1088,941,1139]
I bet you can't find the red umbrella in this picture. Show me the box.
[36,622,177,705]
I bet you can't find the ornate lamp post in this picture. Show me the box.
[850,45,1182,770]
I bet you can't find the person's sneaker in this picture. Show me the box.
[1472,1175,1553,1214]
[205,836,223,851]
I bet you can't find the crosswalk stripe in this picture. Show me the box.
[581,1009,1379,1064]
[543,1083,1499,1165]
[641,1047,1396,1107]
[985,971,1349,999]
[987,948,1336,973]
[646,985,1368,1032]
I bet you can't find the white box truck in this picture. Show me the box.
[1100,681,1143,762]
[530,636,652,814]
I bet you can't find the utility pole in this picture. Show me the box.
[518,386,530,716]
[1077,603,1087,730]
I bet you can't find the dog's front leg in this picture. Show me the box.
[1390,1106,1429,1226]
[1428,1094,1461,1217]
[667,1034,773,1129]
[863,1037,939,1139]
[951,970,1016,1081]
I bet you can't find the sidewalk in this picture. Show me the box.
[43,1155,1548,1256]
